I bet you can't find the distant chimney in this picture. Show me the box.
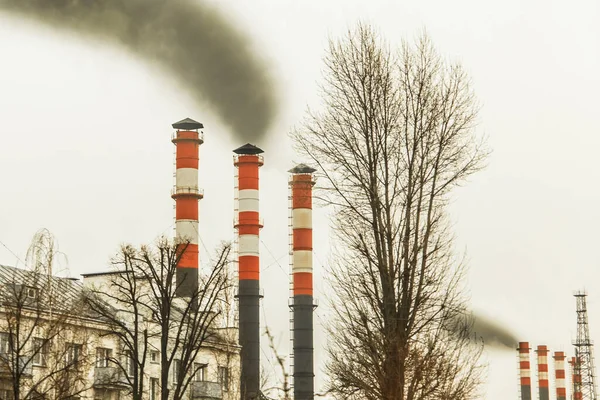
[554,351,567,400]
[233,143,264,399]
[537,345,549,400]
[570,356,583,400]
[519,342,532,400]
[171,118,204,297]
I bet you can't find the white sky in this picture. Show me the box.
[0,0,599,398]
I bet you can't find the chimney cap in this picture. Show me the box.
[233,143,264,155]
[288,163,316,174]
[172,118,204,130]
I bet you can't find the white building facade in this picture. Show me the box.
[0,265,240,400]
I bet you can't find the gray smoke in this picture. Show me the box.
[0,0,277,142]
[449,311,519,350]
[470,313,518,349]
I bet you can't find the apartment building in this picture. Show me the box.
[0,264,240,400]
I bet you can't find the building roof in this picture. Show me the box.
[80,270,130,278]
[0,264,89,315]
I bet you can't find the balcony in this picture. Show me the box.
[171,186,204,199]
[171,130,205,144]
[191,381,223,399]
[93,367,129,389]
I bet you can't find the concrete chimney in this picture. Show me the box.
[571,356,583,400]
[519,342,532,400]
[171,118,204,297]
[289,164,317,400]
[554,351,567,400]
[536,345,549,400]
[234,143,264,399]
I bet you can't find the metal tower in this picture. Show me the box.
[573,291,598,400]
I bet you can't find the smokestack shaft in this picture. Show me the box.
[172,119,204,296]
[537,345,549,400]
[234,145,263,399]
[571,357,583,400]
[289,165,317,400]
[554,352,567,400]
[519,342,532,400]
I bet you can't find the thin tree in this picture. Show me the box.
[262,326,291,400]
[85,237,231,400]
[292,24,488,400]
[0,229,92,399]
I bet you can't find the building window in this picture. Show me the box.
[218,367,229,392]
[149,350,159,364]
[65,343,82,366]
[0,389,13,400]
[150,378,159,400]
[172,359,181,384]
[26,287,37,299]
[0,332,11,355]
[32,338,49,366]
[96,348,112,368]
[194,363,207,382]
[124,351,135,377]
[93,390,114,400]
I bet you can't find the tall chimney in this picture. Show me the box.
[171,118,204,297]
[519,342,532,400]
[537,345,550,400]
[289,164,317,400]
[571,356,583,400]
[554,351,567,400]
[234,143,264,399]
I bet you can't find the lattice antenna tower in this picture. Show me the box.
[574,291,598,400]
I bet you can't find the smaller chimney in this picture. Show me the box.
[518,342,532,400]
[570,356,583,400]
[554,351,567,400]
[536,345,549,400]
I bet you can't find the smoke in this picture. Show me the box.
[449,311,519,350]
[470,313,518,349]
[0,0,278,142]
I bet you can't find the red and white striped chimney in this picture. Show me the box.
[537,345,549,400]
[518,342,532,400]
[554,351,567,400]
[571,356,583,400]
[289,164,317,400]
[233,143,264,400]
[171,118,204,297]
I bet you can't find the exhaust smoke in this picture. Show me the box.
[449,311,518,350]
[0,0,278,142]
[470,313,519,349]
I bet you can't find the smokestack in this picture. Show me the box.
[289,164,317,400]
[234,143,264,399]
[171,118,203,297]
[519,342,532,400]
[537,345,550,400]
[571,357,583,400]
[554,351,567,400]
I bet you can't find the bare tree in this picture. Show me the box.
[0,229,93,400]
[291,24,488,400]
[262,326,291,400]
[85,237,231,400]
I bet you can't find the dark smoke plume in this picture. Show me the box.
[448,311,518,350]
[0,0,277,142]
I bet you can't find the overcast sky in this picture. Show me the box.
[1,0,599,398]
